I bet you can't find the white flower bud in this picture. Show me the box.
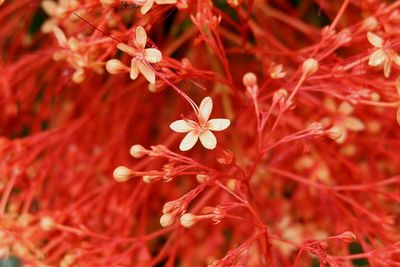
[180,213,197,228]
[196,174,209,183]
[40,216,56,231]
[302,58,319,77]
[113,166,134,182]
[242,72,257,88]
[129,144,147,158]
[326,126,342,140]
[106,59,127,75]
[160,213,174,228]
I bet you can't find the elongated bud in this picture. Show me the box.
[339,231,357,243]
[302,58,319,77]
[106,59,127,75]
[180,213,197,228]
[326,126,342,140]
[130,144,147,158]
[113,166,134,182]
[142,175,159,184]
[160,213,174,228]
[40,216,56,231]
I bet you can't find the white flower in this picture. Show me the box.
[367,32,400,78]
[170,97,230,151]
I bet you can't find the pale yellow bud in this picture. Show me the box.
[196,174,209,183]
[273,88,288,103]
[142,175,159,184]
[302,58,319,77]
[242,72,257,88]
[160,213,174,228]
[326,126,342,140]
[129,144,147,158]
[113,166,134,182]
[106,59,127,75]
[180,213,197,228]
[339,231,357,243]
[40,216,56,231]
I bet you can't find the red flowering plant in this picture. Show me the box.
[0,0,400,266]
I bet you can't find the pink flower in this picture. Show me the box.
[170,97,230,151]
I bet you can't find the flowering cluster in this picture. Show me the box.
[1,0,400,266]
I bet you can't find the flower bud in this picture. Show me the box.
[113,166,134,182]
[302,58,319,77]
[242,72,257,88]
[273,88,288,104]
[142,175,159,184]
[160,213,174,228]
[326,126,342,140]
[40,216,56,231]
[361,17,378,31]
[339,231,357,243]
[196,174,209,183]
[180,213,197,228]
[106,59,127,75]
[130,144,147,158]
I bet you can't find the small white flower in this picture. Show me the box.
[170,97,230,151]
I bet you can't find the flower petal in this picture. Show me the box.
[198,97,213,123]
[42,0,58,16]
[367,32,384,48]
[170,119,196,133]
[338,101,353,116]
[179,131,198,151]
[52,27,67,47]
[199,130,217,150]
[144,48,162,63]
[369,49,387,66]
[207,119,230,131]
[336,128,348,144]
[117,43,135,55]
[344,117,365,132]
[135,26,147,48]
[393,53,400,66]
[130,58,139,80]
[140,0,154,14]
[156,0,177,3]
[138,61,156,84]
[383,58,391,78]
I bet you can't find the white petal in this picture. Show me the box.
[199,130,217,150]
[135,26,147,48]
[207,119,230,131]
[392,53,400,66]
[170,119,196,133]
[367,32,384,48]
[198,97,213,123]
[155,0,177,4]
[338,101,353,116]
[42,0,57,16]
[344,117,365,132]
[52,27,67,47]
[144,48,162,63]
[138,61,156,84]
[369,49,387,66]
[336,128,348,144]
[130,58,139,80]
[117,43,135,55]
[179,131,198,151]
[140,0,154,14]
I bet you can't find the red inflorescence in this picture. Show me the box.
[0,0,400,266]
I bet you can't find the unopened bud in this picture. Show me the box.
[106,59,127,75]
[273,88,288,104]
[302,58,319,77]
[72,68,85,83]
[242,72,257,88]
[180,213,197,228]
[142,175,159,184]
[40,216,56,231]
[196,174,210,183]
[160,213,174,228]
[339,231,357,243]
[113,166,134,182]
[326,126,342,140]
[361,17,378,31]
[130,144,147,158]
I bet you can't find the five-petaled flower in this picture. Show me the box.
[367,32,400,78]
[106,26,162,84]
[170,97,230,151]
